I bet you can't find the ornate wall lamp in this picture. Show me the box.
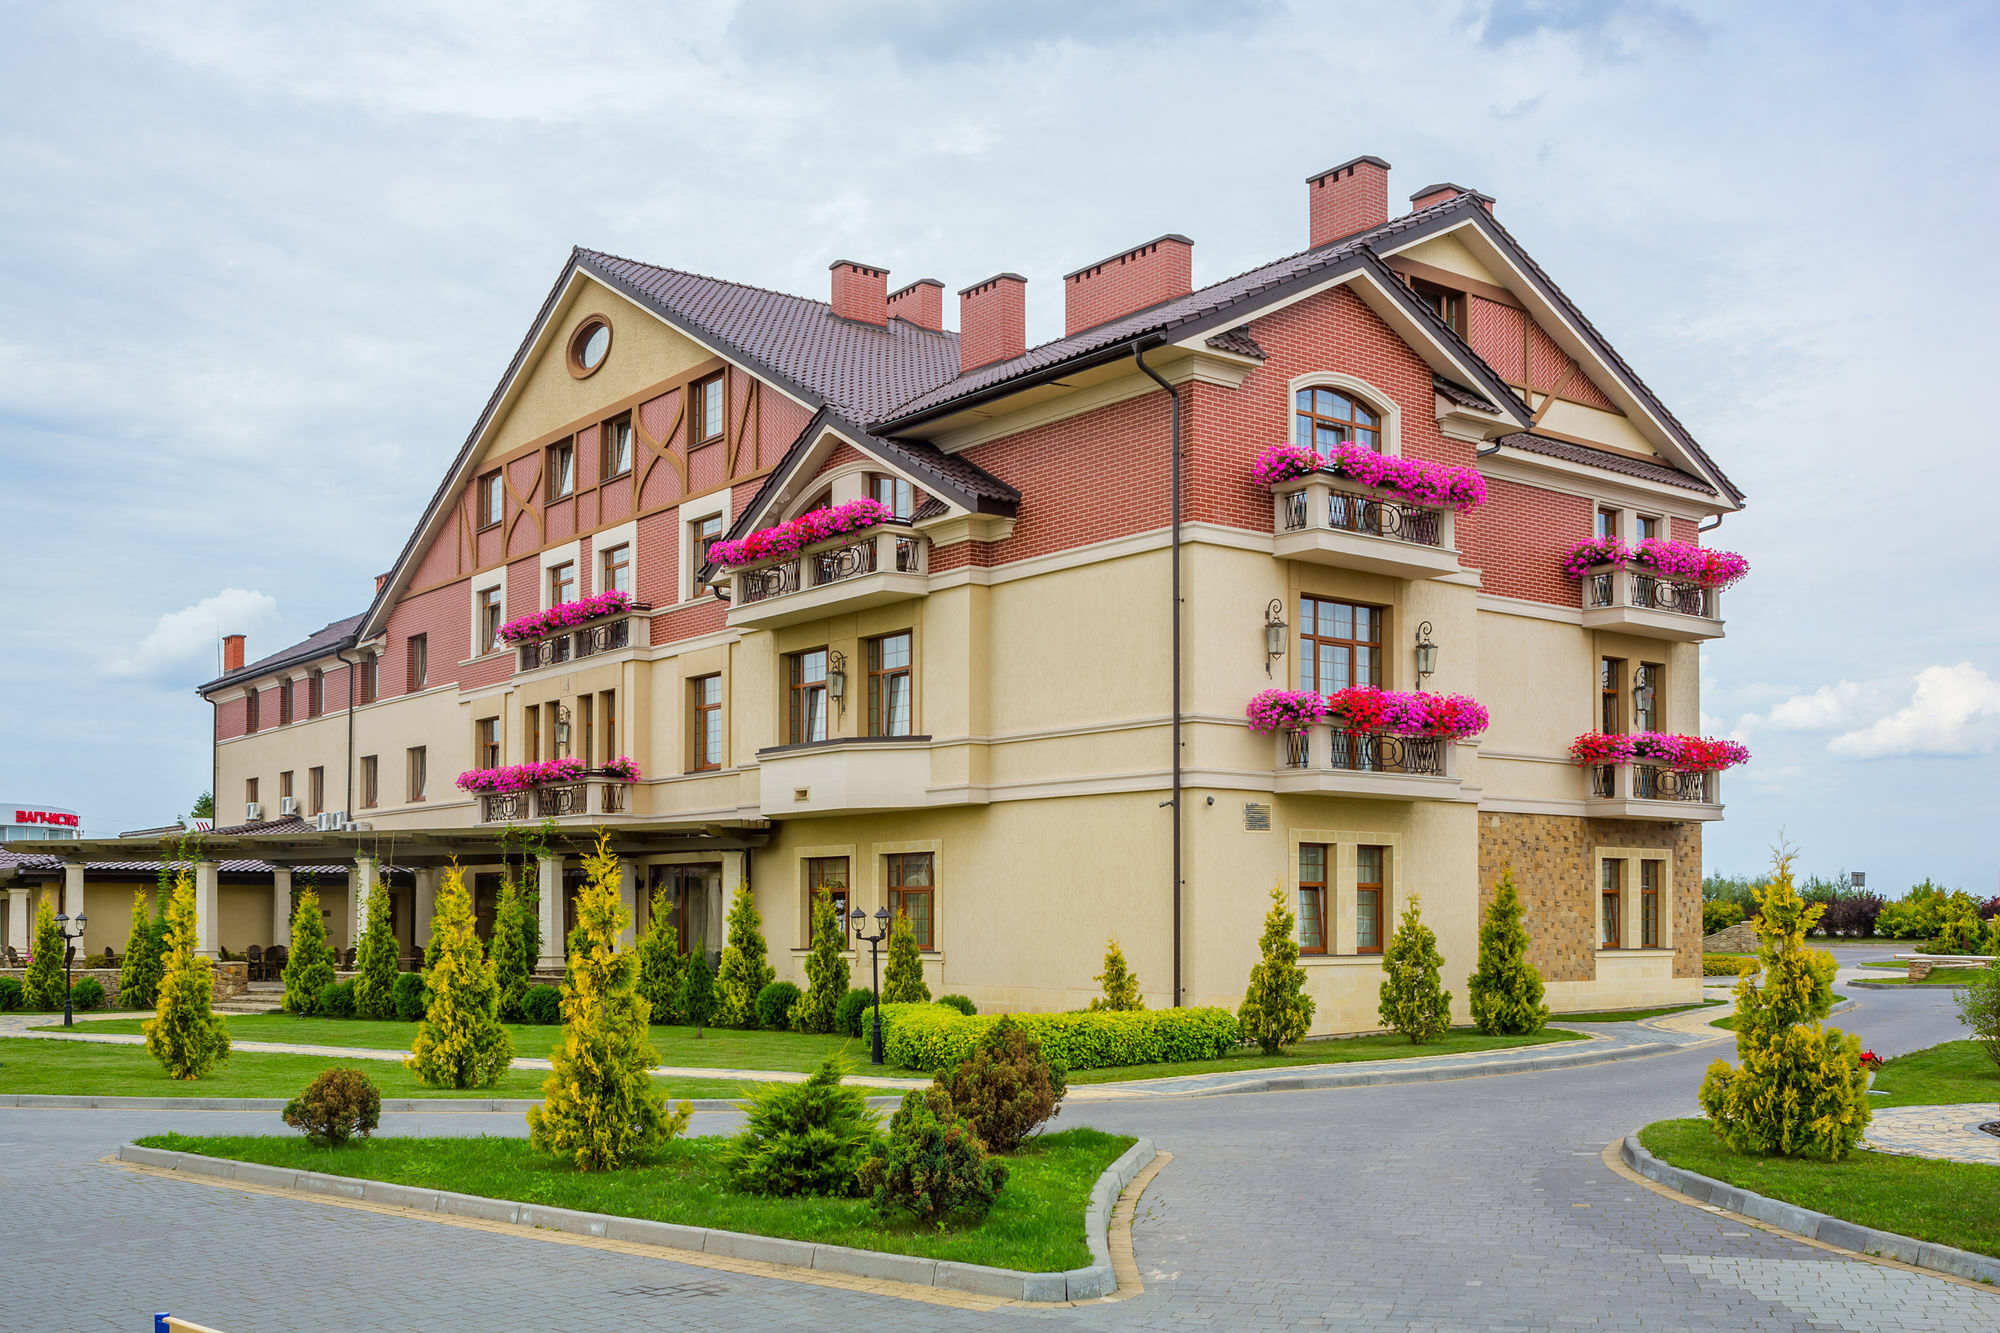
[553,702,573,756]
[826,650,848,719]
[1263,600,1287,678]
[1414,621,1439,691]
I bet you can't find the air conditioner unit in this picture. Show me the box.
[279,797,298,816]
[344,821,373,832]
[315,811,337,831]
[245,802,264,821]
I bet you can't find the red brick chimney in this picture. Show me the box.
[958,273,1027,373]
[829,260,889,326]
[1409,183,1495,213]
[223,634,245,673]
[887,278,944,331]
[1307,155,1391,248]
[1063,234,1193,336]
[375,573,388,593]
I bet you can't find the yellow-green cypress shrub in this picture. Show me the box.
[1467,870,1549,1036]
[351,873,399,1021]
[407,865,514,1089]
[1378,893,1452,1043]
[791,886,849,1033]
[881,909,931,1004]
[143,868,232,1079]
[22,899,66,1012]
[1089,937,1146,1011]
[1239,883,1314,1054]
[717,881,775,1028]
[529,834,691,1169]
[282,885,336,1015]
[117,888,166,1011]
[634,885,685,1025]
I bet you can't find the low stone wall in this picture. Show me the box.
[1,960,247,1007]
[1700,922,1760,954]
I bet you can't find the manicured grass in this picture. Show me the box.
[0,1038,760,1101]
[1708,995,1851,1031]
[1640,1042,2000,1259]
[137,1126,1133,1271]
[1552,1000,1723,1023]
[1063,1027,1582,1085]
[1853,968,1986,986]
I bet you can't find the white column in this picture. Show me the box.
[352,855,378,945]
[414,867,438,951]
[616,861,637,950]
[194,861,221,957]
[62,864,85,952]
[6,887,28,955]
[537,854,564,970]
[271,868,293,947]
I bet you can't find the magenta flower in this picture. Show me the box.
[1250,443,1486,511]
[1244,689,1330,733]
[708,498,896,570]
[1568,731,1749,772]
[498,590,634,644]
[1247,687,1489,739]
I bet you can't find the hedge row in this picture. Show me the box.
[879,1001,1241,1072]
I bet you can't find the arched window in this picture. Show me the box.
[1294,386,1382,457]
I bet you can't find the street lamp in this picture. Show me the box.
[53,911,87,1028]
[848,904,891,1065]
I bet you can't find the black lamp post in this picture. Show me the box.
[848,904,891,1065]
[53,910,87,1028]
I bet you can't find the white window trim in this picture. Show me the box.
[469,568,506,661]
[680,492,731,604]
[1287,370,1403,458]
[780,461,875,523]
[593,518,638,598]
[539,539,582,609]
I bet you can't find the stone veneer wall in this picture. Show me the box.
[1477,812,1703,983]
[0,961,248,1006]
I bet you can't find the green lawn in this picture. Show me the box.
[1063,1027,1582,1085]
[1552,1000,1723,1023]
[1854,968,1987,986]
[0,1038,761,1102]
[1709,996,1851,1031]
[1639,1042,2000,1259]
[137,1126,1133,1271]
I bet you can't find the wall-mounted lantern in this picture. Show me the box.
[827,650,848,717]
[1414,621,1439,690]
[553,702,572,756]
[1263,600,1287,678]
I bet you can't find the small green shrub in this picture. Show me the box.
[936,994,977,1016]
[882,1002,1239,1073]
[1703,953,1758,977]
[70,977,107,1012]
[1379,894,1452,1044]
[1467,870,1549,1036]
[1702,900,1744,935]
[391,972,426,1022]
[24,900,64,1011]
[0,977,21,1011]
[352,876,400,1021]
[755,980,802,1031]
[282,886,336,1016]
[722,1057,880,1196]
[836,987,877,1038]
[1955,963,2000,1069]
[881,910,930,1004]
[716,882,774,1028]
[935,1016,1065,1153]
[1925,911,1987,955]
[857,1086,1006,1225]
[520,984,563,1025]
[791,886,848,1034]
[680,953,717,1037]
[317,979,356,1019]
[1089,937,1145,1011]
[283,1068,382,1147]
[1239,883,1312,1054]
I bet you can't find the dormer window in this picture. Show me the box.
[1410,278,1465,336]
[1294,387,1382,457]
[870,473,913,518]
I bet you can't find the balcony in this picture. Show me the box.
[755,735,971,816]
[725,525,929,630]
[1579,566,1723,642]
[479,775,634,823]
[516,613,641,673]
[1584,764,1723,821]
[1270,478,1462,580]
[1272,725,1466,801]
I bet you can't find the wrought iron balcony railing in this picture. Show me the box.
[1281,487,1443,547]
[727,524,928,613]
[516,612,644,672]
[1585,569,1714,619]
[478,774,637,822]
[1588,763,1719,813]
[1280,728,1448,777]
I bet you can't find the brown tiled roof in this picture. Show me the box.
[0,847,364,877]
[910,497,949,522]
[1205,326,1266,359]
[199,614,364,695]
[206,816,315,837]
[1493,433,1716,495]
[1433,375,1500,413]
[868,433,1019,510]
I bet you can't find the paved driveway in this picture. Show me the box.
[3,983,1991,1332]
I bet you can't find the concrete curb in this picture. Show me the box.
[2,1094,904,1114]
[117,1135,1157,1303]
[1620,1134,2000,1285]
[1181,1035,1684,1097]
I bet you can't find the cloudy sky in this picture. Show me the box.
[2,1,1994,894]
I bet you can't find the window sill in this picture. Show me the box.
[1595,946,1674,956]
[1299,953,1386,966]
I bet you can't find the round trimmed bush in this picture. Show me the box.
[836,987,877,1038]
[936,994,977,1016]
[283,1068,382,1147]
[70,977,107,1012]
[391,971,426,1022]
[756,980,802,1032]
[520,983,563,1025]
[317,979,357,1019]
[0,976,25,1012]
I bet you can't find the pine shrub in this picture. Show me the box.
[881,910,930,1004]
[935,1016,1065,1153]
[23,900,65,1011]
[0,977,21,1011]
[1239,883,1313,1054]
[857,1086,1006,1225]
[791,887,849,1033]
[717,882,775,1028]
[144,868,232,1080]
[489,884,534,1023]
[352,875,399,1021]
[407,865,514,1089]
[530,834,691,1170]
[634,886,685,1026]
[1089,937,1145,1011]
[1467,870,1549,1036]
[1698,845,1870,1159]
[680,952,717,1038]
[722,1057,880,1196]
[391,972,426,1022]
[318,979,356,1018]
[936,994,977,1016]
[836,986,877,1038]
[520,983,563,1024]
[756,980,802,1031]
[283,1068,382,1147]
[71,976,107,1011]
[1379,894,1452,1044]
[282,886,336,1016]
[117,887,166,1011]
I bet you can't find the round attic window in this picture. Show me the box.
[568,316,612,377]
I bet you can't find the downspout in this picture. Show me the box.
[334,646,360,821]
[1698,514,1725,534]
[1132,341,1183,1009]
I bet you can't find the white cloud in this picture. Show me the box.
[1827,663,2000,759]
[103,589,278,682]
[1741,680,1879,733]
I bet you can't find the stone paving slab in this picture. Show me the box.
[1863,1104,2000,1165]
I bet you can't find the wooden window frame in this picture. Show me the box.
[1297,844,1328,954]
[1409,278,1465,335]
[407,746,428,803]
[360,654,379,705]
[1293,385,1383,456]
[886,851,934,951]
[1299,595,1383,694]
[1600,657,1624,734]
[546,438,576,502]
[805,857,850,942]
[600,689,618,761]
[307,669,324,719]
[245,688,261,733]
[1636,514,1663,542]
[1595,506,1620,540]
[578,694,594,768]
[278,770,293,803]
[308,766,324,817]
[866,632,913,738]
[278,679,294,726]
[360,755,379,809]
[245,777,258,808]
[477,470,504,530]
[547,561,577,608]
[408,634,428,693]
[869,473,914,519]
[525,705,540,764]
[600,543,630,597]
[787,649,829,745]
[600,413,633,480]
[690,674,722,772]
[1601,859,1623,949]
[475,717,499,770]
[1356,845,1386,955]
[690,373,726,449]
[1640,860,1662,949]
[477,587,503,656]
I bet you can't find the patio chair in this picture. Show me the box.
[4,945,20,968]
[246,944,263,981]
[342,947,357,969]
[265,944,287,977]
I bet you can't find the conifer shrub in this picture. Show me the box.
[283,1068,382,1147]
[318,979,357,1018]
[681,952,717,1038]
[836,987,877,1037]
[144,868,232,1080]
[71,976,107,1011]
[352,876,399,1021]
[529,834,692,1170]
[881,910,930,1004]
[118,887,166,1011]
[489,884,533,1023]
[717,882,775,1028]
[722,1057,880,1196]
[936,994,977,1016]
[1379,894,1452,1044]
[282,886,336,1016]
[391,972,426,1022]
[1467,870,1549,1036]
[1698,844,1870,1159]
[857,1086,1006,1225]
[1089,937,1145,1011]
[0,977,20,1011]
[1926,907,1987,955]
[519,983,562,1024]
[23,900,65,1011]
[756,980,802,1031]
[791,886,849,1034]
[407,865,514,1089]
[935,1016,1065,1153]
[1956,962,2000,1069]
[634,886,685,1026]
[1239,883,1313,1054]
[1702,900,1745,936]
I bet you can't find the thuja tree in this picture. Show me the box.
[792,887,849,1033]
[352,873,400,1021]
[635,885,685,1025]
[1089,937,1145,1011]
[717,881,775,1028]
[530,834,691,1169]
[1239,883,1313,1054]
[22,899,66,1012]
[489,884,534,1022]
[1699,845,1869,1159]
[282,886,336,1015]
[1379,895,1452,1044]
[118,878,168,1011]
[408,865,514,1089]
[681,950,717,1038]
[144,868,232,1079]
[1467,870,1549,1036]
[881,910,931,1004]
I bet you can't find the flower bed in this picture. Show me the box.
[455,757,643,795]
[1560,536,1749,589]
[498,590,633,644]
[1245,686,1488,740]
[1250,443,1486,511]
[707,498,894,569]
[1568,731,1749,771]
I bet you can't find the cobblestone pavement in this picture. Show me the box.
[1863,1103,2000,1164]
[5,985,1994,1331]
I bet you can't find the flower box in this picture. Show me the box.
[1567,731,1749,772]
[456,757,643,796]
[708,498,895,570]
[1560,537,1749,590]
[498,590,634,644]
[1246,686,1488,740]
[1251,443,1486,512]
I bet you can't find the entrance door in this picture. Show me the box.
[647,862,721,952]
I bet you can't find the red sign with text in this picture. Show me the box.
[13,810,78,827]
